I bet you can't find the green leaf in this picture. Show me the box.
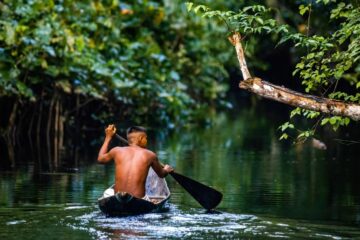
[243,6,252,12]
[280,133,288,140]
[185,2,194,12]
[307,53,315,59]
[5,23,16,45]
[255,17,264,25]
[296,62,305,69]
[307,39,318,46]
[299,5,310,16]
[290,107,301,118]
[321,118,329,125]
[279,122,295,131]
[329,117,337,125]
[193,5,208,13]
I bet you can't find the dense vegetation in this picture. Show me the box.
[1,0,359,170]
[0,0,232,169]
[187,0,360,142]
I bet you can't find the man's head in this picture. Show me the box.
[126,126,147,147]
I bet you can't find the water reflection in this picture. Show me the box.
[157,112,360,226]
[1,108,360,239]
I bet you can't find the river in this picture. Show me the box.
[1,105,360,239]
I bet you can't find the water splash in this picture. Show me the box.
[67,204,356,239]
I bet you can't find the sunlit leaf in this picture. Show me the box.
[186,2,194,12]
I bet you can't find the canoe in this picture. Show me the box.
[98,168,171,217]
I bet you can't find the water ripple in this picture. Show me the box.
[66,204,360,239]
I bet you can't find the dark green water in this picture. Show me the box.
[1,108,360,239]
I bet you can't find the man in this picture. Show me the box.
[97,124,173,199]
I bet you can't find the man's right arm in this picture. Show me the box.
[150,154,173,178]
[97,137,113,163]
[97,124,116,163]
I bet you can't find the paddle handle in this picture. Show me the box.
[115,134,129,145]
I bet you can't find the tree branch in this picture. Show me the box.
[239,78,360,121]
[229,32,360,121]
[228,32,252,80]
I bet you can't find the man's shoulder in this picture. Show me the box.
[109,146,126,154]
[110,146,123,151]
[140,148,157,158]
[116,146,155,154]
[125,147,156,162]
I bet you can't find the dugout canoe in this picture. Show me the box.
[98,168,171,217]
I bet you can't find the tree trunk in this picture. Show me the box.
[54,96,60,170]
[28,104,36,162]
[47,94,56,171]
[36,91,44,170]
[58,100,64,168]
[228,32,360,121]
[73,94,80,167]
[5,101,18,168]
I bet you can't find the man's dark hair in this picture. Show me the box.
[126,126,147,136]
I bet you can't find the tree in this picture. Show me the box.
[0,0,232,169]
[187,1,360,141]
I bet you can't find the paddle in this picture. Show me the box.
[114,133,223,210]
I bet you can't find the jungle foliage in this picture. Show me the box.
[1,0,360,169]
[0,0,232,169]
[0,0,231,125]
[186,0,360,142]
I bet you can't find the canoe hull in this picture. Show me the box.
[98,193,169,217]
[98,168,171,217]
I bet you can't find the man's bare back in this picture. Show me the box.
[97,125,173,198]
[110,146,163,198]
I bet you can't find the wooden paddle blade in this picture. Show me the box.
[170,172,222,210]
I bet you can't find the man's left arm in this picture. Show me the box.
[97,124,116,163]
[151,154,174,178]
